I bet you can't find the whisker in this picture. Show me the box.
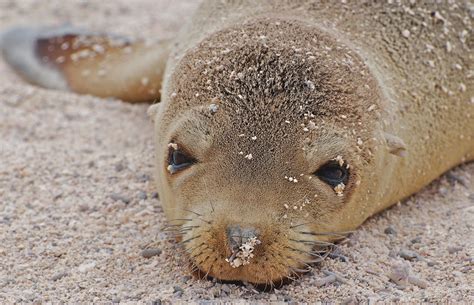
[193,255,213,279]
[181,225,201,230]
[284,246,327,260]
[291,267,312,274]
[163,225,199,232]
[180,235,201,244]
[187,246,210,257]
[163,232,184,239]
[306,257,326,264]
[295,230,353,238]
[203,178,215,214]
[177,228,196,233]
[168,218,193,223]
[183,208,204,217]
[285,253,314,271]
[289,222,313,229]
[286,269,301,281]
[289,238,335,247]
[186,242,206,251]
[204,257,218,278]
[176,243,206,257]
[177,209,212,225]
[163,223,182,228]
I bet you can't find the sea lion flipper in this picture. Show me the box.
[384,132,407,157]
[0,26,170,103]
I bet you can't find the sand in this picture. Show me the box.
[0,0,473,303]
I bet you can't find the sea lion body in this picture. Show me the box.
[1,1,473,284]
[151,1,473,283]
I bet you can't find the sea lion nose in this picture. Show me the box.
[225,225,261,268]
[227,225,258,250]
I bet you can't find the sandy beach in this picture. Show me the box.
[0,0,472,303]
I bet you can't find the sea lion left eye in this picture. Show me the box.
[167,149,195,173]
[314,161,349,187]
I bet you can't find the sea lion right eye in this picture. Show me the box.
[314,161,349,187]
[166,144,196,174]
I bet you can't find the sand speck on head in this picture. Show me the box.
[334,182,345,196]
[208,103,219,113]
[225,237,261,268]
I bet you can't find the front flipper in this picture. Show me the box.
[0,26,170,102]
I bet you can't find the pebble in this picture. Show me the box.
[426,260,437,267]
[78,261,97,273]
[342,297,358,305]
[141,248,162,258]
[315,274,337,287]
[328,252,348,262]
[137,191,148,200]
[78,204,90,212]
[384,226,397,235]
[447,245,463,254]
[173,286,184,297]
[407,275,428,289]
[137,173,151,183]
[211,287,221,297]
[283,295,292,302]
[114,162,125,172]
[22,290,37,301]
[452,271,464,277]
[460,266,471,273]
[388,262,410,286]
[51,271,68,281]
[221,284,231,294]
[398,249,420,261]
[110,193,131,204]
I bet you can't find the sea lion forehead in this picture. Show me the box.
[158,16,382,173]
[164,17,380,131]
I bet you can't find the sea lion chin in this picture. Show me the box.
[153,18,384,283]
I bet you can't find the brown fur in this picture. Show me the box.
[154,1,473,283]
[1,0,473,284]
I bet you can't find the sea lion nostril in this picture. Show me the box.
[227,225,258,247]
[225,225,261,268]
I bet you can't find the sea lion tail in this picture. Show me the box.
[0,25,170,103]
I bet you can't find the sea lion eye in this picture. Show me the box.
[314,161,349,187]
[167,146,195,174]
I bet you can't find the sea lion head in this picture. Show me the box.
[151,17,387,284]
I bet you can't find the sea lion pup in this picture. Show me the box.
[1,1,473,284]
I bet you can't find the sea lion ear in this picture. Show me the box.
[147,103,161,122]
[384,132,407,157]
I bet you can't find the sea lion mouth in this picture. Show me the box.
[168,216,343,285]
[187,239,333,287]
